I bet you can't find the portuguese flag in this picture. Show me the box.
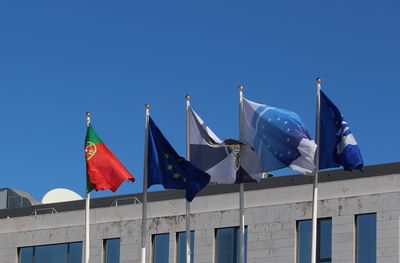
[85,124,135,192]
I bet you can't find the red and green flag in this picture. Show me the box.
[85,124,135,192]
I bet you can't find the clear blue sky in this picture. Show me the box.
[0,0,399,201]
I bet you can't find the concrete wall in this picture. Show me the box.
[0,173,399,263]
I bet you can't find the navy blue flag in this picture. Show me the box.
[147,117,211,202]
[319,90,363,171]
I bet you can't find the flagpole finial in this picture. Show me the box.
[185,95,191,101]
[145,104,150,109]
[85,112,91,127]
[316,77,321,84]
[238,85,244,92]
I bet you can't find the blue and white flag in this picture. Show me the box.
[319,90,363,171]
[242,98,317,174]
[189,107,263,184]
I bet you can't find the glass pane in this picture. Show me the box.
[297,219,332,263]
[319,219,332,260]
[297,220,312,263]
[356,214,376,263]
[216,228,235,263]
[216,227,247,263]
[19,247,33,263]
[68,242,82,263]
[153,234,169,263]
[105,239,120,263]
[235,228,247,263]
[177,231,194,263]
[7,190,22,208]
[35,243,68,263]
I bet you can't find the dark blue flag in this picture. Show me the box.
[147,117,211,202]
[319,90,363,171]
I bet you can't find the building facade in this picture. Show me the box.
[0,162,399,263]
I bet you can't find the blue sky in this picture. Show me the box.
[0,1,399,201]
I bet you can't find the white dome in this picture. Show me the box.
[42,188,83,204]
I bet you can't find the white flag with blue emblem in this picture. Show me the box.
[319,90,363,170]
[189,107,264,184]
[242,98,317,174]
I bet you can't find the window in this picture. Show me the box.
[19,247,33,263]
[68,243,82,263]
[176,231,194,263]
[297,218,332,263]
[104,238,120,263]
[356,213,376,263]
[215,226,247,263]
[19,242,82,263]
[152,233,169,263]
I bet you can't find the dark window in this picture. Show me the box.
[104,238,120,263]
[356,213,376,263]
[297,218,332,263]
[176,231,194,263]
[19,242,82,263]
[215,226,247,263]
[152,233,169,263]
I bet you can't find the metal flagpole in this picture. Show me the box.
[141,104,150,263]
[85,112,91,263]
[311,78,321,263]
[185,95,191,263]
[238,85,245,263]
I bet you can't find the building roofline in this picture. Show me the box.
[1,162,399,219]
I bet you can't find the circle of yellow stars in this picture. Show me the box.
[164,153,187,183]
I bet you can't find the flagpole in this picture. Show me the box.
[311,78,321,263]
[185,95,191,263]
[85,112,91,263]
[141,104,150,263]
[238,85,245,263]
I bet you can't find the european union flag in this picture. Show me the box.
[147,117,211,202]
[319,90,363,171]
[242,98,317,174]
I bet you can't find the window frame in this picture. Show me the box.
[103,238,121,263]
[296,218,332,263]
[355,213,377,263]
[151,233,170,263]
[18,241,83,263]
[176,231,195,263]
[214,226,248,263]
